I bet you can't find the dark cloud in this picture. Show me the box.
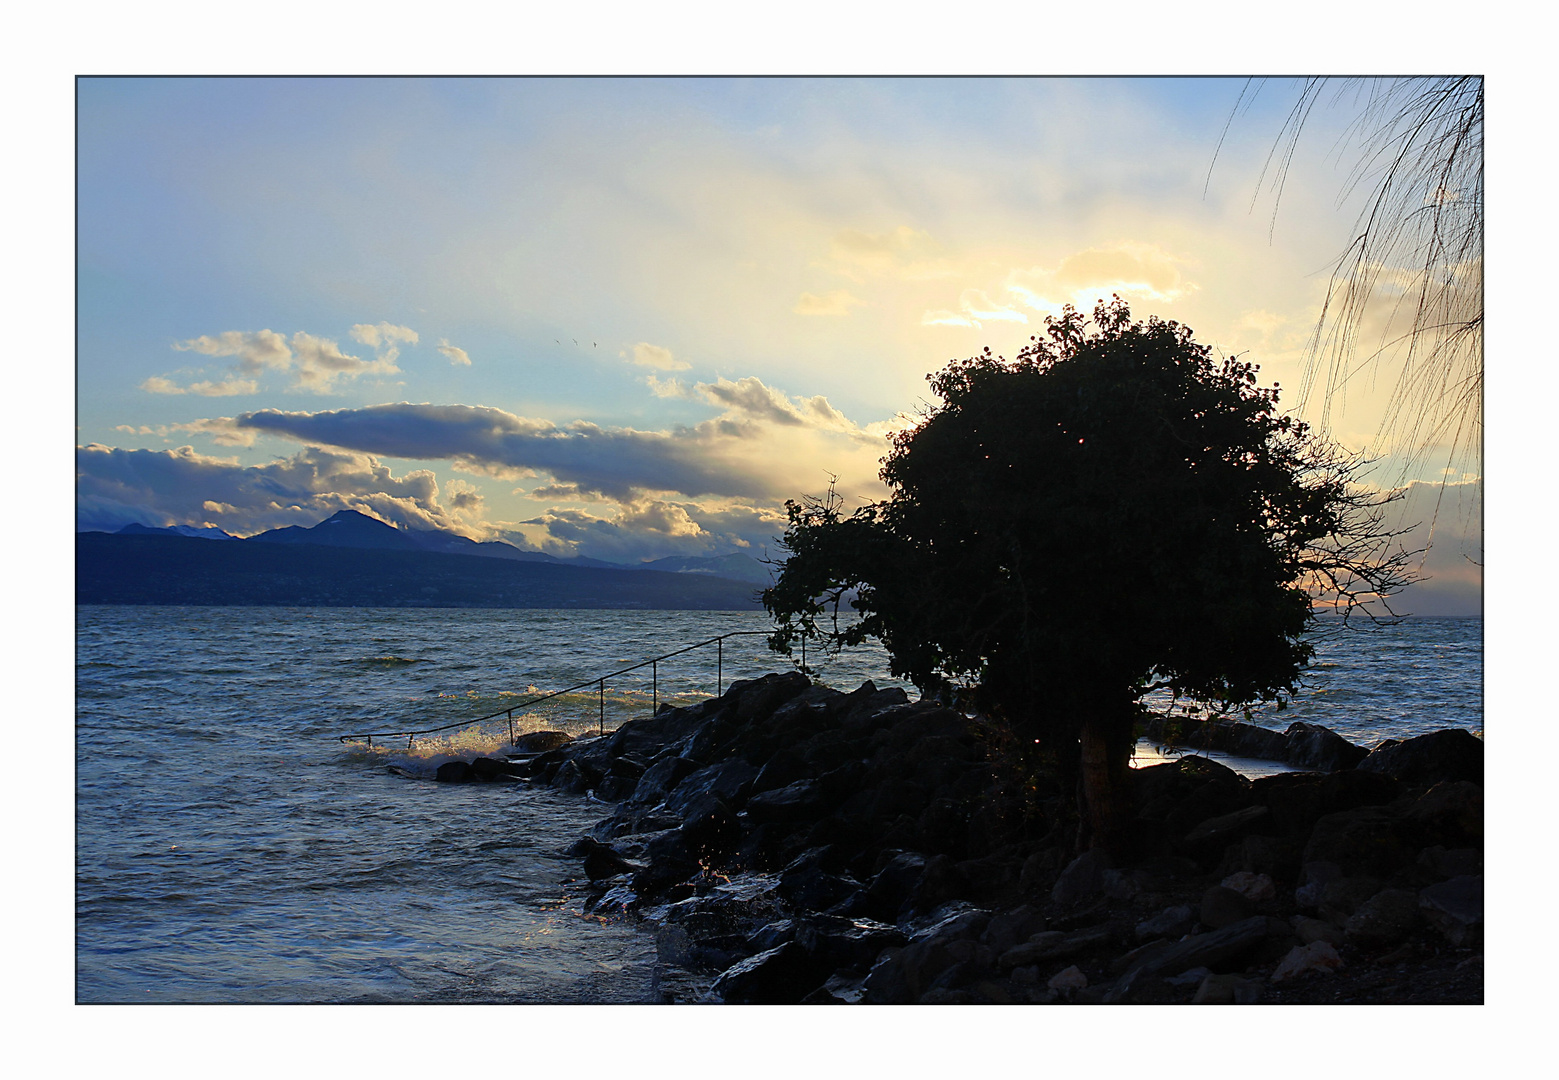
[515,498,787,563]
[232,402,780,501]
[75,443,473,537]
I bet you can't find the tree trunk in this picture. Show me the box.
[1079,712,1134,855]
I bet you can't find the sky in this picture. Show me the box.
[76,76,1482,612]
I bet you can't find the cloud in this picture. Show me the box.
[437,340,472,366]
[514,497,788,563]
[75,442,479,537]
[828,226,954,281]
[175,329,292,373]
[628,342,689,371]
[160,327,402,395]
[1006,244,1194,313]
[794,290,864,316]
[229,402,769,501]
[350,323,419,349]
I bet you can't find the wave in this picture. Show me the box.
[339,656,431,669]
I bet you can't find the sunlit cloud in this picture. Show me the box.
[350,323,419,349]
[162,327,401,394]
[794,289,865,316]
[627,342,690,371]
[827,226,955,281]
[437,340,472,366]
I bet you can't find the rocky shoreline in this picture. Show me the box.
[427,672,1483,1004]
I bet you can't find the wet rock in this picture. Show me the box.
[571,837,644,881]
[744,779,825,823]
[1344,888,1420,949]
[631,755,701,805]
[711,941,830,1004]
[677,795,742,865]
[751,749,811,795]
[469,756,524,780]
[799,971,867,1004]
[792,914,907,970]
[906,853,970,915]
[997,926,1114,971]
[733,671,812,723]
[433,760,474,783]
[861,852,927,919]
[1217,834,1300,881]
[1184,805,1270,848]
[1269,940,1343,982]
[1419,875,1483,946]
[665,758,760,816]
[1358,729,1483,786]
[507,729,573,755]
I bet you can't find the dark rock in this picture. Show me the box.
[1418,845,1482,880]
[1135,904,1196,942]
[1344,888,1420,949]
[981,905,1047,955]
[573,837,643,881]
[551,758,596,795]
[594,774,639,801]
[1199,885,1253,930]
[1216,834,1300,882]
[1282,721,1369,772]
[906,853,971,915]
[1293,860,1343,910]
[792,914,907,970]
[1184,804,1271,847]
[507,729,573,755]
[745,919,796,954]
[1317,877,1386,924]
[1401,781,1483,848]
[711,941,831,1004]
[664,758,761,816]
[1303,805,1411,877]
[734,671,812,723]
[433,760,474,783]
[1358,728,1483,786]
[631,755,700,805]
[751,749,811,795]
[861,851,927,919]
[997,926,1115,971]
[1419,875,1483,946]
[677,795,741,865]
[1109,915,1273,990]
[1051,849,1113,907]
[607,709,711,762]
[744,779,825,823]
[469,756,523,780]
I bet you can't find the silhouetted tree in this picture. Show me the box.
[764,299,1413,853]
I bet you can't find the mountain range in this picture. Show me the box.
[108,510,776,585]
[80,510,775,609]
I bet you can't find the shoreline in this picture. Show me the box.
[416,673,1484,1004]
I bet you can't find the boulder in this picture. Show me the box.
[733,671,812,722]
[1192,973,1263,1004]
[1269,940,1343,982]
[469,756,523,780]
[664,758,761,816]
[1119,915,1273,981]
[1047,965,1088,991]
[1418,845,1482,880]
[1358,728,1483,786]
[1199,885,1253,930]
[711,941,831,1004]
[631,755,701,805]
[433,760,474,783]
[507,729,572,755]
[1282,721,1369,772]
[1419,875,1483,946]
[1135,904,1196,942]
[1291,916,1345,947]
[982,905,1047,955]
[1401,781,1483,848]
[1051,849,1113,907]
[1220,871,1277,904]
[676,795,741,865]
[1344,888,1420,949]
[751,749,812,795]
[744,779,826,823]
[1303,806,1411,877]
[861,852,928,919]
[1317,877,1387,924]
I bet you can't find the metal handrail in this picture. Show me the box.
[337,629,786,750]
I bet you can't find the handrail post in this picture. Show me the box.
[717,637,723,697]
[507,709,515,745]
[599,678,605,735]
[801,632,806,673]
[652,659,658,715]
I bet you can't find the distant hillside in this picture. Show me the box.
[76,532,765,610]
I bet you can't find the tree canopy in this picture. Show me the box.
[764,299,1412,850]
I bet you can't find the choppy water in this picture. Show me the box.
[76,606,1480,1002]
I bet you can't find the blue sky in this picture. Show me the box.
[76,76,1482,610]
